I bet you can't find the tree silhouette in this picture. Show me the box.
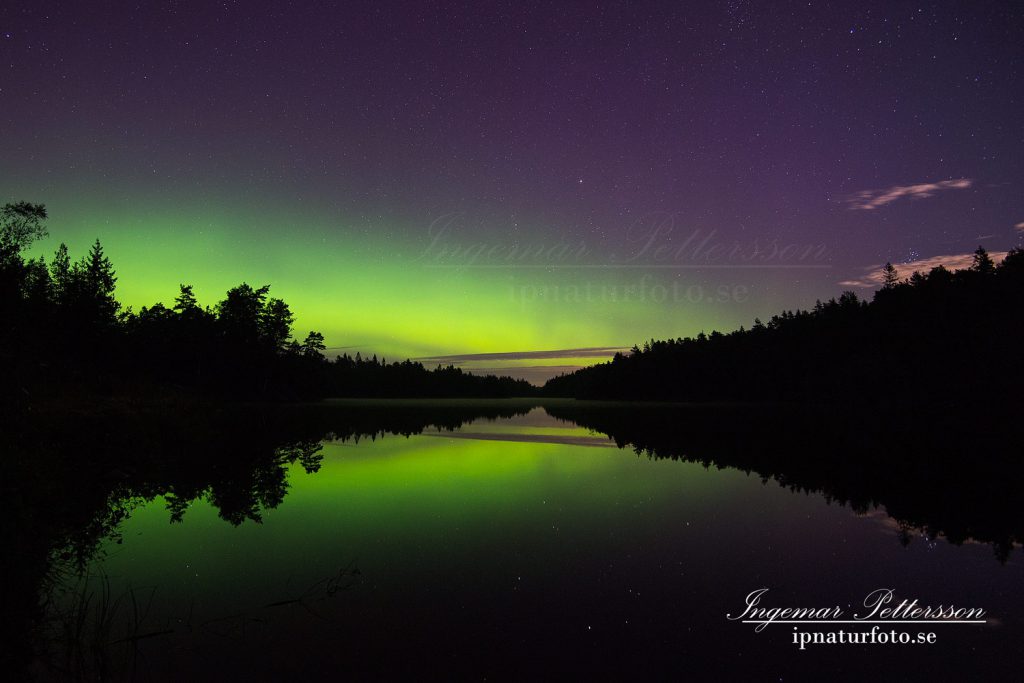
[260,297,295,351]
[173,284,200,313]
[972,245,995,274]
[22,257,52,307]
[217,283,271,343]
[301,331,326,358]
[81,239,119,325]
[882,262,899,289]
[1,201,537,402]
[0,202,48,254]
[50,243,72,302]
[544,248,1024,404]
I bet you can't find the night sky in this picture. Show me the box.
[2,1,1022,380]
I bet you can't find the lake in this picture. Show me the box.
[15,400,1024,680]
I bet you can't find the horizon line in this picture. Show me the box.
[422,264,833,269]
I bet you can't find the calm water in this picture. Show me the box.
[24,403,1024,680]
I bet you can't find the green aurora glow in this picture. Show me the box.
[90,415,747,611]
[18,190,765,372]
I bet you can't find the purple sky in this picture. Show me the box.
[2,1,1022,380]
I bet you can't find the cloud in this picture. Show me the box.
[839,250,1009,288]
[414,346,630,364]
[1015,222,1024,232]
[845,178,972,210]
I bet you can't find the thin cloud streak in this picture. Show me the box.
[845,178,972,210]
[414,346,631,363]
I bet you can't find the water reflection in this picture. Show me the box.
[544,402,1024,561]
[6,399,538,679]
[4,399,1022,680]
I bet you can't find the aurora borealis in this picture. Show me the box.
[3,1,1023,380]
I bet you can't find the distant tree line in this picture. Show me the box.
[0,202,536,402]
[543,247,1024,403]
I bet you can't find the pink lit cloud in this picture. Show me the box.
[839,250,1009,288]
[846,178,973,210]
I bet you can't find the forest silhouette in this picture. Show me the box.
[6,201,1022,406]
[0,202,535,403]
[543,247,1024,403]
